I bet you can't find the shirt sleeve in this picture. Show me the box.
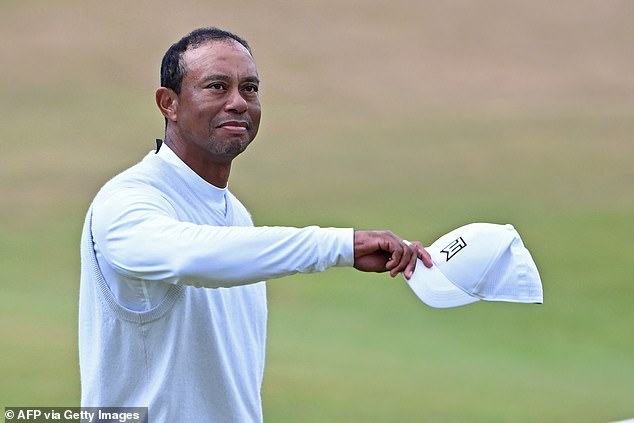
[91,186,354,288]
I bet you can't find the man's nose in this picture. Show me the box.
[224,88,248,114]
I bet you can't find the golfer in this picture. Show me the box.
[79,27,432,422]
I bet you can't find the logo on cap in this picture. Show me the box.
[441,237,467,261]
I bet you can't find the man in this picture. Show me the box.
[79,27,432,422]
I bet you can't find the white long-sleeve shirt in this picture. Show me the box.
[80,143,354,422]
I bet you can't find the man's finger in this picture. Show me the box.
[384,239,404,273]
[400,243,419,279]
[389,242,416,278]
[411,241,433,268]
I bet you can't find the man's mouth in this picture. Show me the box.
[217,120,249,132]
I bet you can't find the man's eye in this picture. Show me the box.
[207,83,225,90]
[243,85,259,93]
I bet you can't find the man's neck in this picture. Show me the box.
[164,137,232,189]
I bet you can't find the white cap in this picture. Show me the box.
[406,223,543,308]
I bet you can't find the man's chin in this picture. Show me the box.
[208,139,252,160]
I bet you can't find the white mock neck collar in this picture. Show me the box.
[155,142,228,205]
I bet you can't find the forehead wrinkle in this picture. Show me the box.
[183,42,259,83]
[201,74,260,84]
[185,39,253,64]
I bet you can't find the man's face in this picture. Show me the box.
[174,40,261,162]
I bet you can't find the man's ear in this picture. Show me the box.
[155,87,178,122]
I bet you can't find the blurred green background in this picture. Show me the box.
[1,0,633,422]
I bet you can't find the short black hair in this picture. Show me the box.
[160,27,252,95]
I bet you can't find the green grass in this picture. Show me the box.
[261,209,634,422]
[1,1,633,422]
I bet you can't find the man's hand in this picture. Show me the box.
[353,230,433,280]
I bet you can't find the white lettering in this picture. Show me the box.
[64,409,95,422]
[22,410,42,419]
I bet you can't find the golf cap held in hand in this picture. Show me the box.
[406,223,543,308]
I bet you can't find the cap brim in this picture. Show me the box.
[405,259,480,308]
